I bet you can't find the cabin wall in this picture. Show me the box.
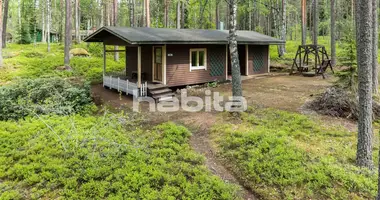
[166,44,226,87]
[247,45,269,75]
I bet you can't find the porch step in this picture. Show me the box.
[148,86,175,102]
[149,88,173,95]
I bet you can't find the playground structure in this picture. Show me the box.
[290,45,334,78]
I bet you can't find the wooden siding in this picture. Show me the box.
[166,44,226,86]
[248,45,269,75]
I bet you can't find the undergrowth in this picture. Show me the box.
[211,107,378,200]
[0,43,125,84]
[0,114,240,199]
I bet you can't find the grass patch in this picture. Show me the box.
[211,108,377,199]
[0,114,240,199]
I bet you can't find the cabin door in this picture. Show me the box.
[153,46,163,82]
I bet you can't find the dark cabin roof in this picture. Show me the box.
[84,26,285,45]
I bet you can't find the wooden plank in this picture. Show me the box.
[103,44,106,76]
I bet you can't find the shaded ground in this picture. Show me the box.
[91,74,357,199]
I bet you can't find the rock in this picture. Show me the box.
[69,48,90,57]
[56,66,73,71]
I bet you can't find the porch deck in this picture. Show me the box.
[103,75,167,97]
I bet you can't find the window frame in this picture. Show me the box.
[189,48,207,71]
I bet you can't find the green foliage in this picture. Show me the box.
[211,108,377,200]
[0,78,94,120]
[0,44,124,83]
[0,115,240,199]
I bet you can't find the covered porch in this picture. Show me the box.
[102,43,167,97]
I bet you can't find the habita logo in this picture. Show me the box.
[133,89,247,112]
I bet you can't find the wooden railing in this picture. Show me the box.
[103,75,147,97]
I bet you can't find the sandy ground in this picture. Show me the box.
[91,74,357,199]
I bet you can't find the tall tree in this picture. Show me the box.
[278,0,286,56]
[2,0,9,48]
[146,0,150,27]
[330,0,336,66]
[312,0,318,45]
[176,0,180,29]
[356,0,374,169]
[64,0,72,67]
[372,0,378,94]
[47,0,51,52]
[164,0,169,27]
[228,0,242,97]
[129,0,135,27]
[113,0,119,61]
[75,0,81,43]
[0,0,3,67]
[301,0,306,45]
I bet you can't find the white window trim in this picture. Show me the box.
[189,48,207,71]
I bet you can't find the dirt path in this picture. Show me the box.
[179,113,256,200]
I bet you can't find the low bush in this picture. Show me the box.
[0,78,94,120]
[211,108,377,199]
[0,115,240,199]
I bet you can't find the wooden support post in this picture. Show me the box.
[103,44,106,77]
[245,44,249,76]
[137,46,142,88]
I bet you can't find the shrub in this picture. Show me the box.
[0,78,94,120]
[0,115,240,199]
[211,108,377,199]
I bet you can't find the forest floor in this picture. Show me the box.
[91,73,360,199]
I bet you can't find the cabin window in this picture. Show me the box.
[190,48,207,71]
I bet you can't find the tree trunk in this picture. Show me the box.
[113,0,119,61]
[228,0,242,97]
[164,0,168,27]
[301,0,306,45]
[313,0,318,45]
[64,0,72,67]
[181,1,185,28]
[216,0,220,29]
[47,0,51,52]
[330,0,336,66]
[372,0,378,94]
[129,0,135,27]
[75,0,80,43]
[42,6,46,43]
[176,0,180,29]
[2,0,9,48]
[146,0,150,27]
[356,0,374,170]
[278,0,286,56]
[0,0,3,67]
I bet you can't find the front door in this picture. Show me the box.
[153,47,163,82]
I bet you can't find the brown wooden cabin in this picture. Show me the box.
[84,26,284,100]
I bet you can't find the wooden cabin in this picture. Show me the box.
[84,26,284,100]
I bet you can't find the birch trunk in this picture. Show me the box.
[64,0,72,67]
[372,0,378,94]
[146,0,150,27]
[330,0,336,66]
[164,0,168,27]
[228,0,242,97]
[47,0,51,52]
[356,0,374,170]
[2,0,9,48]
[42,6,46,43]
[301,0,306,45]
[176,1,180,29]
[129,0,135,27]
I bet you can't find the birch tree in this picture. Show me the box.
[356,0,373,170]
[372,0,378,94]
[64,0,72,67]
[2,0,9,48]
[113,0,119,61]
[176,0,180,29]
[228,0,242,97]
[75,0,80,43]
[146,0,150,27]
[312,0,318,45]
